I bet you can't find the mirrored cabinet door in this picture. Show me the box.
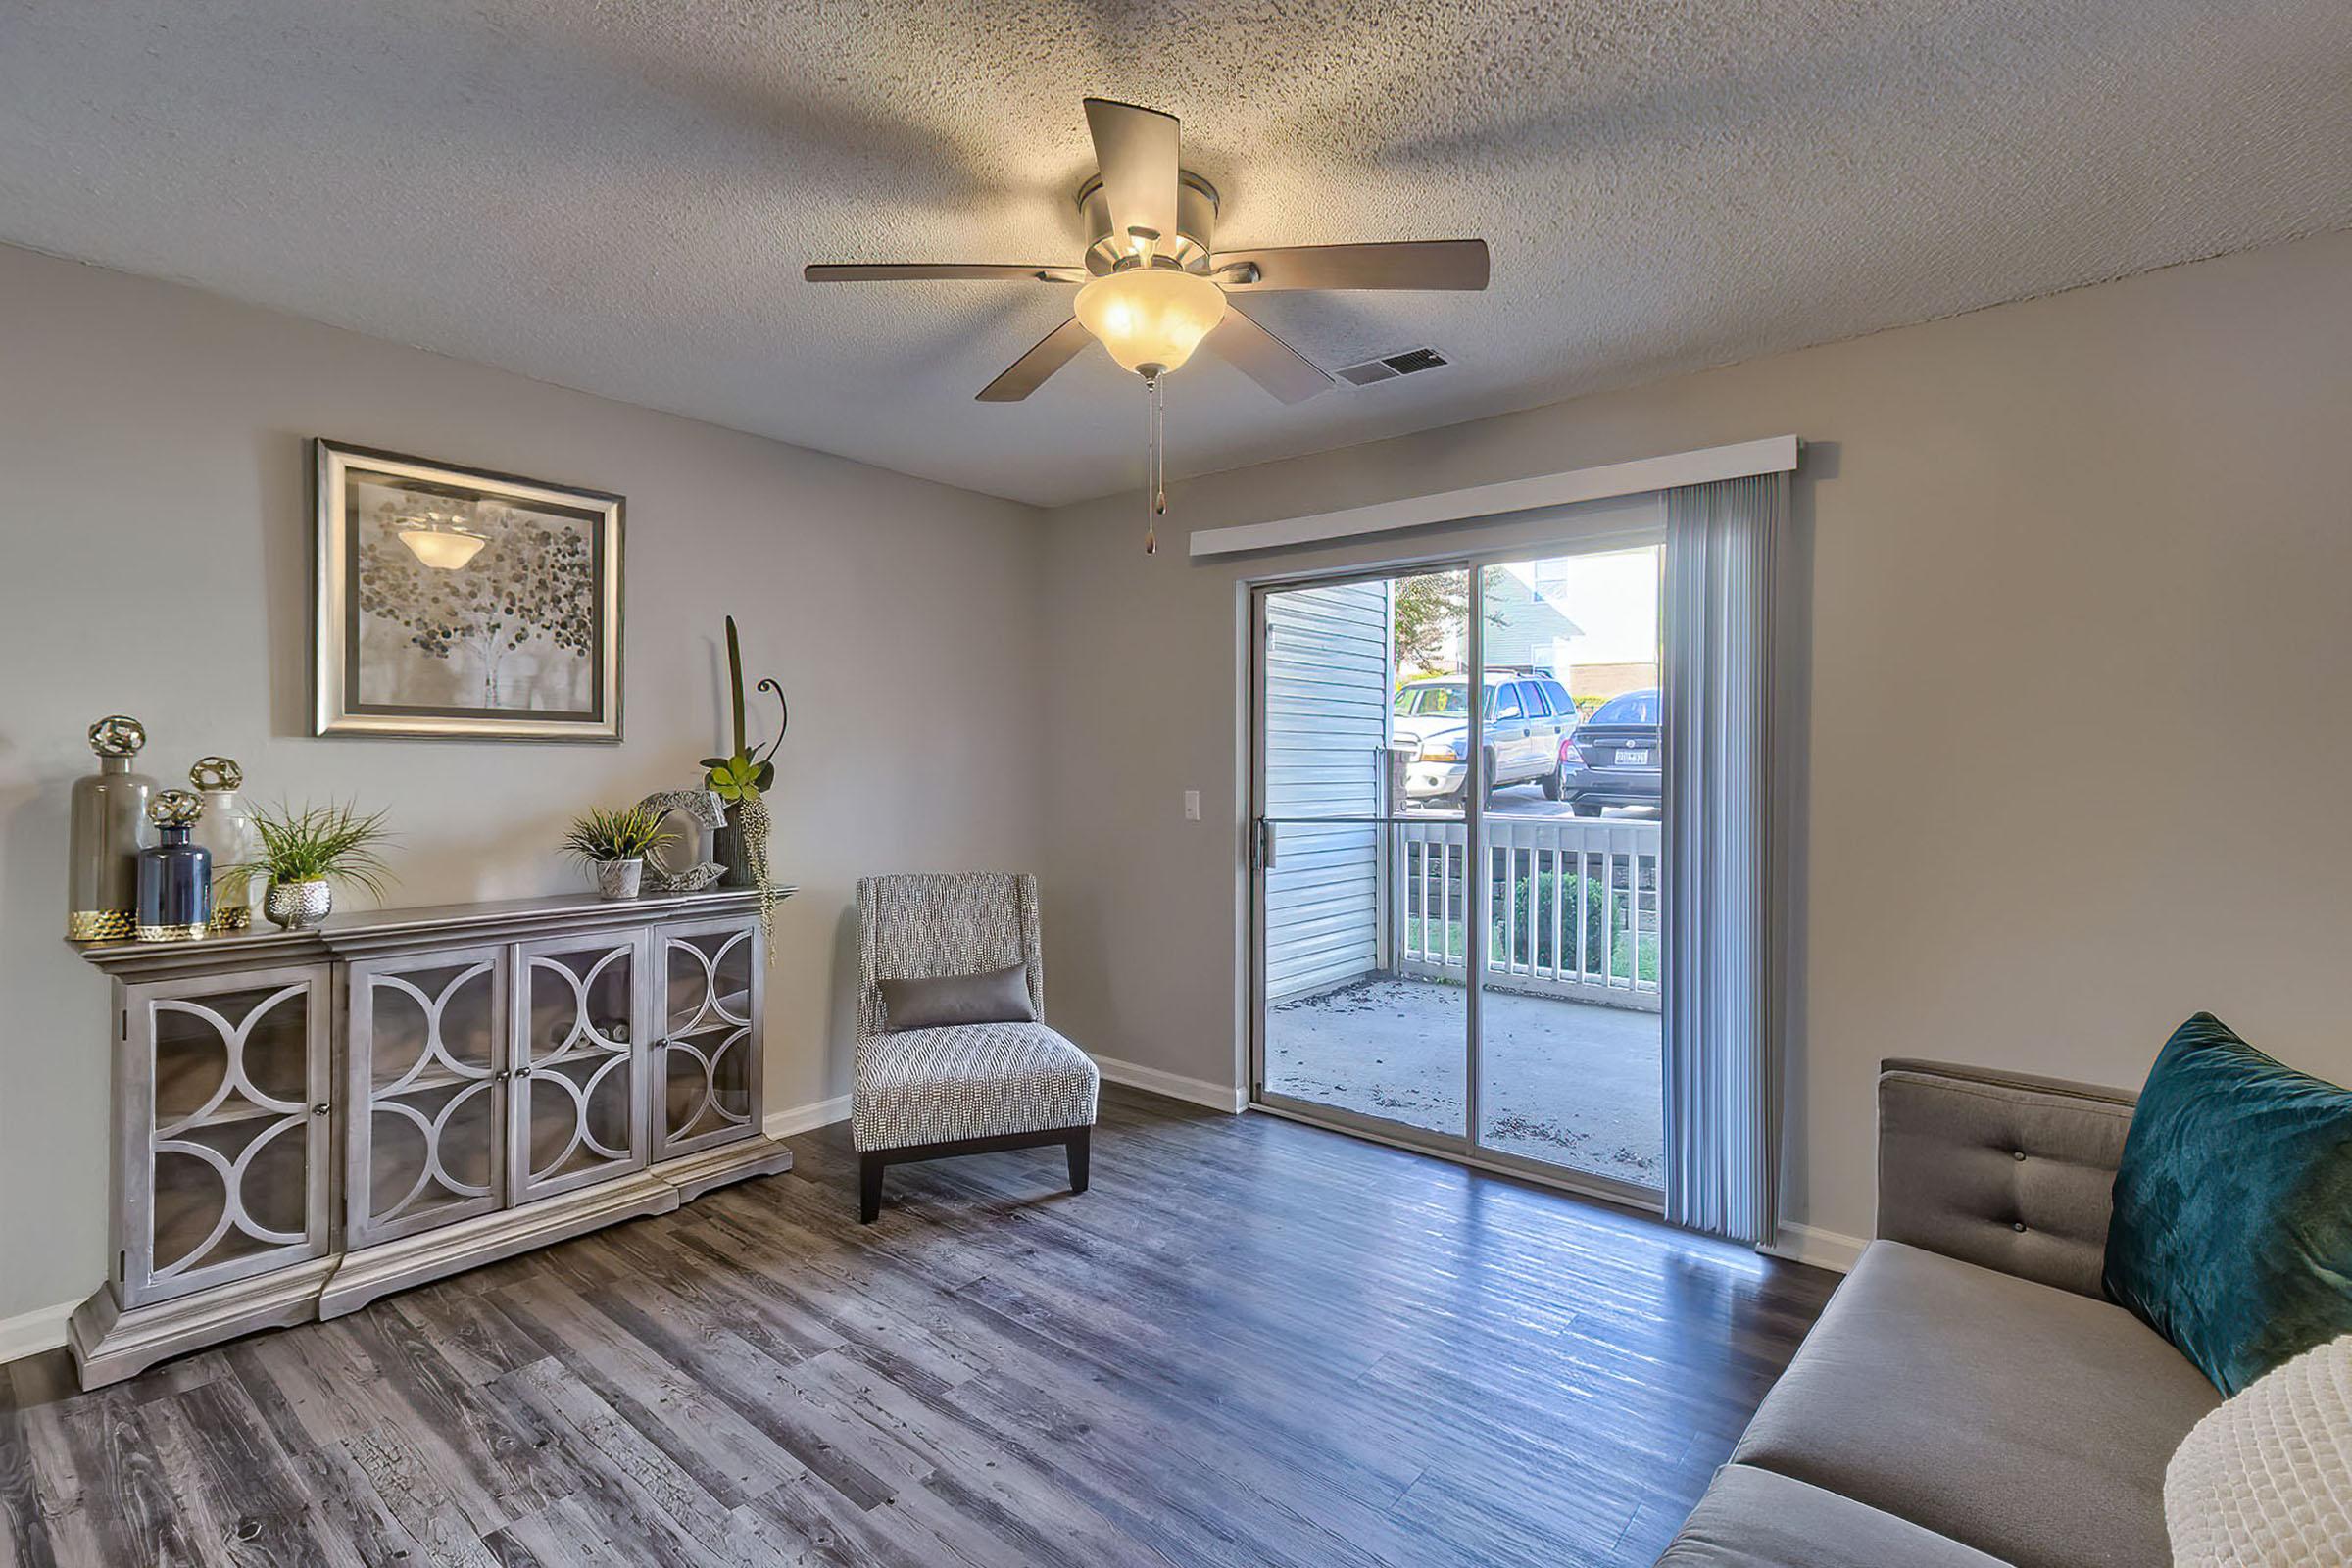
[654,917,763,1161]
[511,932,649,1204]
[347,947,509,1248]
[122,964,332,1307]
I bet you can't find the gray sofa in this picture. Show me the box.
[1659,1058,2221,1567]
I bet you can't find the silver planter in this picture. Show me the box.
[263,878,333,930]
[594,858,644,901]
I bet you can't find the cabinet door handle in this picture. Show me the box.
[312,1102,331,1115]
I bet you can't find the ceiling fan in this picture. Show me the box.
[805,97,1491,551]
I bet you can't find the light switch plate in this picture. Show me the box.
[1184,789,1200,821]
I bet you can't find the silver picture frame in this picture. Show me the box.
[314,439,623,741]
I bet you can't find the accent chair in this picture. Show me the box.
[852,872,1099,1222]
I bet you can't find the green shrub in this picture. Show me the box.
[1499,869,1648,976]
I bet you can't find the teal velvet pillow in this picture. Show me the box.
[2103,1013,2352,1395]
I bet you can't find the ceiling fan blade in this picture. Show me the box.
[1213,240,1491,292]
[1204,307,1333,404]
[1083,97,1181,247]
[805,263,1088,283]
[976,317,1095,402]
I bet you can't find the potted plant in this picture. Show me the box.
[562,805,673,900]
[702,614,788,940]
[228,801,394,930]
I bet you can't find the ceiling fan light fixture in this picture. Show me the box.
[1073,265,1225,376]
[802,95,1489,556]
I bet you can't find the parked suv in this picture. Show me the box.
[1559,687,1660,815]
[1394,672,1580,805]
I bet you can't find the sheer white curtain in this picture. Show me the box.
[1661,472,1786,1245]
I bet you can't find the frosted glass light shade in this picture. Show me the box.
[1074,267,1226,375]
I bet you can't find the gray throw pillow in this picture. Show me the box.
[878,963,1036,1032]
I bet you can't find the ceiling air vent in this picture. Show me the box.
[1335,346,1450,386]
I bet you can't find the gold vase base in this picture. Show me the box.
[67,909,136,943]
[133,923,210,944]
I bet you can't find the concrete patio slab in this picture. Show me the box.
[1266,977,1662,1188]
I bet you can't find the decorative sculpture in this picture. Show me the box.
[630,789,728,893]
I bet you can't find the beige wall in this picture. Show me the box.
[6,224,2346,1325]
[1042,227,2352,1251]
[0,244,1050,1321]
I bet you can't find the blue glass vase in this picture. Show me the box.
[135,791,212,942]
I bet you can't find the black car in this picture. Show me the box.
[1560,688,1660,815]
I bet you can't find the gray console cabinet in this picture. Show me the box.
[69,888,794,1389]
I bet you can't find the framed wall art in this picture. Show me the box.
[314,439,623,740]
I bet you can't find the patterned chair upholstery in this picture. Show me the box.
[852,873,1099,1221]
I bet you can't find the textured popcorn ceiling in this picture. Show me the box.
[1,1,2346,506]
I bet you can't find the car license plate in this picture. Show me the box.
[1615,747,1651,766]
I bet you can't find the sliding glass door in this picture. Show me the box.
[1472,551,1663,1192]
[1256,567,1467,1138]
[1250,544,1664,1201]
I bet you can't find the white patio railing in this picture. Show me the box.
[1394,816,1661,1010]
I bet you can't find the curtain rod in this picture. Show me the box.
[1187,435,1799,560]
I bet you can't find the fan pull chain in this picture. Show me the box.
[1144,372,1166,555]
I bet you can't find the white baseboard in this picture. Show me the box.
[0,1298,77,1364]
[1090,1053,1247,1114]
[1762,1221,1867,1274]
[764,1093,852,1139]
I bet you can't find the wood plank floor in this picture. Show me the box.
[1,1087,1838,1568]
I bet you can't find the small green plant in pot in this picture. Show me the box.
[562,806,673,901]
[702,613,787,946]
[227,802,394,930]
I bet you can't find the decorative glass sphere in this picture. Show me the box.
[189,756,243,792]
[148,790,203,829]
[88,715,147,757]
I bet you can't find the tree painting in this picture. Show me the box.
[357,496,597,710]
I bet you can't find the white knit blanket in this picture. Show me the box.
[2167,1334,2352,1567]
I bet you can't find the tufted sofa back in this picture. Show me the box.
[1877,1058,2139,1298]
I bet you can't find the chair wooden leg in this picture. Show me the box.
[858,1152,884,1224]
[1066,1125,1091,1194]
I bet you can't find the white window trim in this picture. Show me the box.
[1189,435,1798,560]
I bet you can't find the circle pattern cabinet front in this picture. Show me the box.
[512,932,651,1202]
[122,965,334,1308]
[655,917,764,1161]
[346,948,509,1249]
